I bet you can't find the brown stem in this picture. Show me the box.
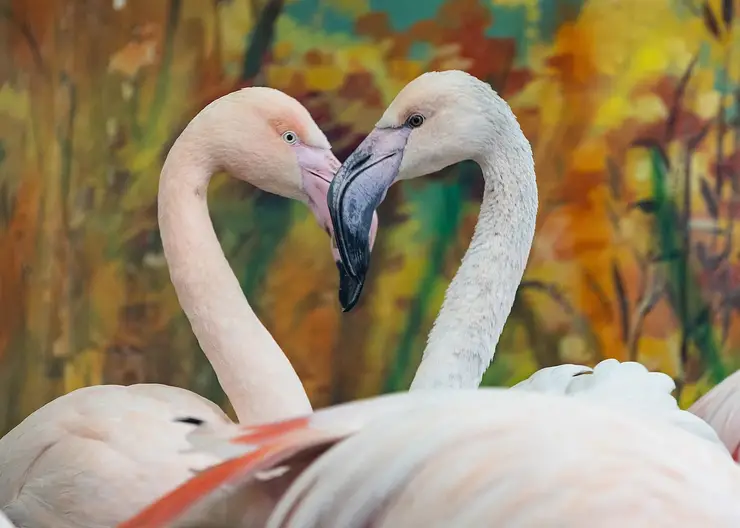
[675,128,710,371]
[627,256,664,361]
[665,53,698,143]
[611,261,630,344]
[142,0,182,141]
[712,48,731,252]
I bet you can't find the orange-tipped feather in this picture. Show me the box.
[117,417,345,527]
[118,453,265,528]
[231,417,313,445]
[116,393,446,527]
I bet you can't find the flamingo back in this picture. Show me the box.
[118,389,740,528]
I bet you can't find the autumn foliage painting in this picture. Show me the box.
[0,0,739,433]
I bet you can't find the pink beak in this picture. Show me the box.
[297,143,379,267]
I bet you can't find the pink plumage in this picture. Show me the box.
[690,370,740,461]
[119,387,740,527]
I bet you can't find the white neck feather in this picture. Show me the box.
[409,133,537,390]
[158,136,312,424]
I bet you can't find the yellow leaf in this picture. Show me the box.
[266,65,297,88]
[571,137,608,173]
[64,348,104,392]
[0,83,30,121]
[218,0,256,59]
[273,41,293,62]
[304,65,345,91]
[387,59,424,84]
[636,334,681,379]
[89,261,126,338]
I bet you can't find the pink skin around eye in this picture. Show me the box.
[295,143,379,262]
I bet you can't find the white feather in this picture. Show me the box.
[512,359,726,452]
[0,511,15,528]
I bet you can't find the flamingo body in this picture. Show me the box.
[0,385,229,527]
[119,387,739,528]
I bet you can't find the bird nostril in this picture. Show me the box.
[346,151,371,174]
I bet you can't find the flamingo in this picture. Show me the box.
[118,361,735,527]
[325,67,740,463]
[115,72,730,526]
[326,68,736,455]
[328,69,536,390]
[689,370,740,461]
[0,87,378,528]
[328,69,728,425]
[326,66,740,452]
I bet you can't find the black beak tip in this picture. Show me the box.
[337,261,365,312]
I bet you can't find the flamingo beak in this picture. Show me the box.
[299,144,379,310]
[327,127,411,311]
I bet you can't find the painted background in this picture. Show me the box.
[1,0,739,433]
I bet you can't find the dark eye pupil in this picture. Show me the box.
[408,114,423,128]
[286,133,294,141]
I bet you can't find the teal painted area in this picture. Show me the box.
[696,41,738,101]
[486,0,588,63]
[283,0,543,65]
[537,0,587,42]
[370,0,447,30]
[713,60,738,96]
[715,74,736,96]
[728,100,739,125]
[285,0,356,34]
[486,6,526,38]
[284,0,320,26]
[283,0,590,41]
[324,8,356,33]
[487,6,527,61]
[409,41,433,61]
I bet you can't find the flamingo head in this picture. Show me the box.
[188,87,379,297]
[328,70,510,310]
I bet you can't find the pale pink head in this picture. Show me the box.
[188,87,378,281]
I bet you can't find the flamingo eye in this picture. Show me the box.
[282,131,298,144]
[406,114,425,128]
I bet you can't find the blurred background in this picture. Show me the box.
[0,0,738,433]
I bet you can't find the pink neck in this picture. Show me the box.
[158,137,312,425]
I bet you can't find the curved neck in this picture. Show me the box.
[158,135,312,424]
[410,138,537,390]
